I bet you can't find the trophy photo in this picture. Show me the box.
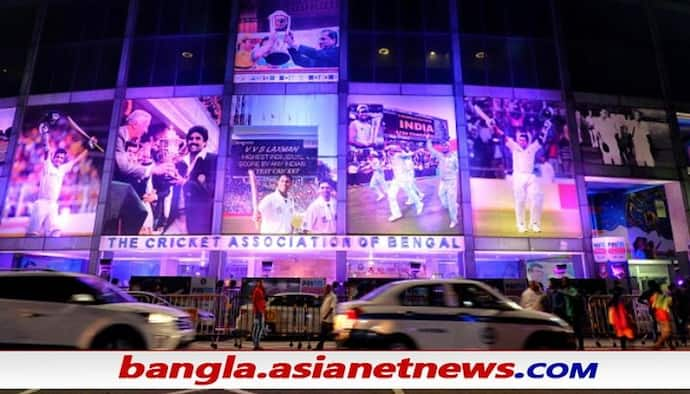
[263,10,292,66]
[154,126,186,182]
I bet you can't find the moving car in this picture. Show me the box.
[0,271,196,349]
[128,291,216,331]
[334,279,575,350]
[235,292,321,337]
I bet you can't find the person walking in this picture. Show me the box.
[608,284,635,350]
[651,285,674,350]
[561,278,585,350]
[520,280,544,311]
[638,280,661,343]
[251,279,266,350]
[316,284,337,350]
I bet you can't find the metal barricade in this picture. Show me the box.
[585,294,666,347]
[586,295,614,346]
[160,294,230,338]
[626,295,656,344]
[231,302,321,349]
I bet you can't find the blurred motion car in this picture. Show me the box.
[128,291,215,331]
[0,271,196,349]
[334,279,575,350]
[235,292,321,337]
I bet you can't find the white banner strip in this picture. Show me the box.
[99,235,465,253]
[0,351,685,389]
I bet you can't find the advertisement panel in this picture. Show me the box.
[592,236,627,263]
[589,185,674,259]
[465,96,581,238]
[234,0,339,83]
[575,105,672,167]
[223,94,337,234]
[347,95,459,235]
[103,97,222,236]
[525,259,576,290]
[0,107,15,164]
[0,102,111,237]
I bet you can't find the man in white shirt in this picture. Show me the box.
[254,174,296,234]
[27,141,93,237]
[427,137,459,228]
[493,122,545,233]
[630,110,655,167]
[403,144,424,206]
[594,109,622,165]
[315,284,337,350]
[386,144,423,222]
[348,105,382,148]
[302,180,336,234]
[367,151,387,202]
[520,280,544,311]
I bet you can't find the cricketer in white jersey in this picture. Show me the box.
[302,181,336,234]
[427,138,459,228]
[255,174,296,234]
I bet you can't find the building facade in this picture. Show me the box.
[1,0,689,294]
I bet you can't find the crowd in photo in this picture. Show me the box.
[466,97,572,179]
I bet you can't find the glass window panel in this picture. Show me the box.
[400,0,424,32]
[401,36,425,83]
[460,36,487,85]
[424,0,450,32]
[374,34,400,82]
[373,0,399,31]
[349,0,373,31]
[484,37,510,86]
[349,33,374,82]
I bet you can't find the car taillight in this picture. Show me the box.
[345,308,361,320]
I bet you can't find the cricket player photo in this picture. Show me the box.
[575,104,673,168]
[347,95,459,235]
[0,107,16,164]
[223,94,337,234]
[465,96,581,238]
[233,0,340,83]
[0,102,111,237]
[103,96,221,236]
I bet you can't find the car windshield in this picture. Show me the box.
[359,282,399,301]
[80,277,137,304]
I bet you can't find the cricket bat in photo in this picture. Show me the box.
[66,116,104,152]
[248,169,259,227]
[473,104,494,127]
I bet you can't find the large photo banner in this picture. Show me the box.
[223,94,337,234]
[465,96,581,238]
[234,0,339,83]
[103,97,221,236]
[0,102,111,237]
[0,107,15,164]
[589,185,675,259]
[347,95,459,235]
[575,105,673,168]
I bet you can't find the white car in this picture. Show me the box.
[0,271,196,350]
[128,291,216,331]
[235,292,321,337]
[334,279,575,350]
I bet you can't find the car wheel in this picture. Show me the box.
[388,341,412,350]
[91,326,145,350]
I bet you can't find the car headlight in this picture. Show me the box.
[549,316,571,329]
[148,313,176,324]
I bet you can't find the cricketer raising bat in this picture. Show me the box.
[66,115,104,152]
